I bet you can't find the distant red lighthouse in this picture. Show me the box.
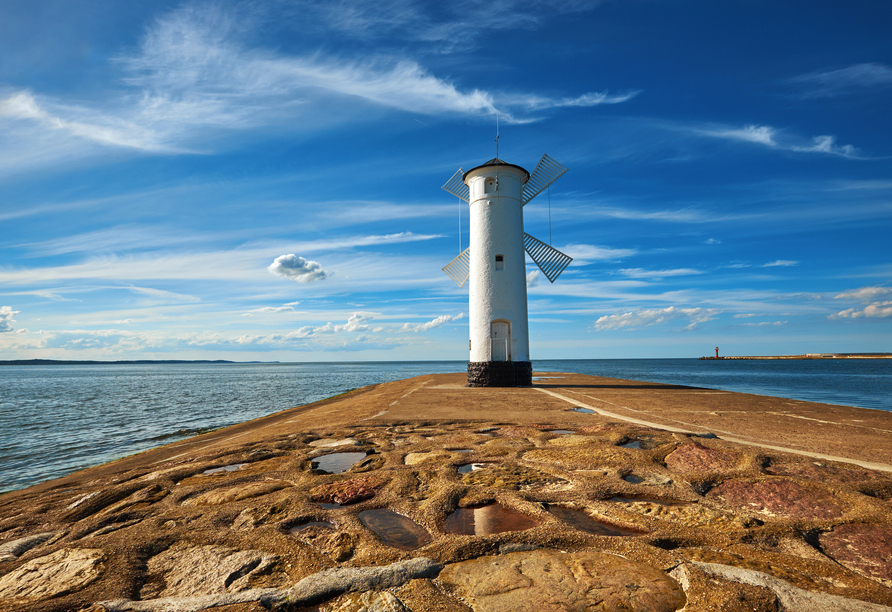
[715,347,719,358]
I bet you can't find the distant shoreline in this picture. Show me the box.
[0,359,277,366]
[700,353,892,360]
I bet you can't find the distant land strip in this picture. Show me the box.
[700,353,892,360]
[0,359,276,366]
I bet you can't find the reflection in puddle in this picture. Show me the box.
[443,503,540,535]
[358,509,432,550]
[457,463,487,475]
[547,505,644,536]
[547,429,575,435]
[312,452,367,474]
[620,440,643,449]
[572,407,595,414]
[623,474,644,484]
[289,521,334,533]
[201,463,247,475]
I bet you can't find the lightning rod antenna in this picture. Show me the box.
[495,113,499,159]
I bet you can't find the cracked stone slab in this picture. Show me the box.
[438,549,686,611]
[0,547,105,601]
[0,532,60,563]
[670,561,892,611]
[819,523,892,586]
[665,443,740,474]
[706,478,843,519]
[183,480,291,506]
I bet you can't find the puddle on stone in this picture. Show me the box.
[620,440,643,449]
[450,449,474,453]
[201,463,247,475]
[546,505,644,536]
[312,452,367,474]
[289,521,334,533]
[623,475,644,484]
[547,429,575,435]
[443,503,540,536]
[317,502,343,510]
[610,497,687,506]
[458,463,488,475]
[358,509,432,550]
[572,407,595,414]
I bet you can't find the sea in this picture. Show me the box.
[1,358,890,494]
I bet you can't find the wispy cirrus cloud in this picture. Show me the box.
[562,244,637,265]
[786,63,892,98]
[762,260,798,268]
[594,306,721,331]
[618,268,702,280]
[399,312,464,332]
[834,286,892,302]
[696,123,863,159]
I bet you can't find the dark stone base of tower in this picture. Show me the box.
[467,361,532,387]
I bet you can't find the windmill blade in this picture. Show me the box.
[441,167,469,202]
[524,233,572,283]
[521,154,568,205]
[442,247,471,287]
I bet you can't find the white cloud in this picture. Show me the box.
[562,244,637,265]
[128,286,201,302]
[250,306,296,313]
[618,268,702,280]
[697,123,861,158]
[595,306,721,331]
[703,124,777,146]
[834,286,892,302]
[0,306,19,333]
[268,255,328,283]
[526,270,540,288]
[762,260,798,268]
[832,302,892,319]
[508,90,641,111]
[704,238,721,245]
[790,135,859,158]
[736,321,787,327]
[788,63,892,98]
[400,312,464,332]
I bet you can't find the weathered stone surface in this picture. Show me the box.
[0,547,105,601]
[322,590,411,612]
[665,443,739,473]
[404,451,451,466]
[100,484,169,515]
[310,438,359,448]
[294,527,357,562]
[310,477,382,505]
[523,446,630,470]
[141,542,280,599]
[232,504,289,530]
[706,479,843,519]
[438,549,686,611]
[184,481,291,506]
[819,523,892,585]
[671,561,892,611]
[0,531,59,563]
[462,463,561,490]
[766,460,887,483]
[263,557,443,611]
[467,362,531,387]
[609,499,739,528]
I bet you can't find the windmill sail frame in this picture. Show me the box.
[443,247,471,287]
[522,154,567,205]
[441,167,469,202]
[523,233,572,283]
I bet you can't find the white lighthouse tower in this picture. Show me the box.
[442,155,572,386]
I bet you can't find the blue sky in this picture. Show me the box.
[1,0,890,361]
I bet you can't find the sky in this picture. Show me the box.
[1,0,890,362]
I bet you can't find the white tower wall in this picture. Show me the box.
[466,164,530,364]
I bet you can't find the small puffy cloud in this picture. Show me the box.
[790,135,860,158]
[400,313,464,333]
[762,260,798,267]
[618,268,702,280]
[595,306,721,332]
[526,270,539,288]
[833,286,892,302]
[268,254,328,283]
[832,302,892,319]
[0,306,19,333]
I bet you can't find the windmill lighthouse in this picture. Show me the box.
[441,154,572,387]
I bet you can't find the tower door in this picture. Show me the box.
[491,321,510,361]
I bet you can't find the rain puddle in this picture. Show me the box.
[623,475,644,484]
[457,463,488,475]
[317,502,342,510]
[476,428,499,437]
[572,407,595,414]
[443,503,540,536]
[289,521,334,533]
[619,440,643,449]
[547,505,644,536]
[201,463,247,475]
[312,452,367,474]
[450,449,474,453]
[547,429,575,435]
[358,509,432,550]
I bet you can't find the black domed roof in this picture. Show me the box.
[463,158,529,181]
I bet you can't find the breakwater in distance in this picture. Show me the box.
[700,353,892,360]
[2,358,891,493]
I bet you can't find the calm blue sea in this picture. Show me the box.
[1,359,890,493]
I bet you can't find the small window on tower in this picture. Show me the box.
[495,254,504,270]
[484,177,497,194]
